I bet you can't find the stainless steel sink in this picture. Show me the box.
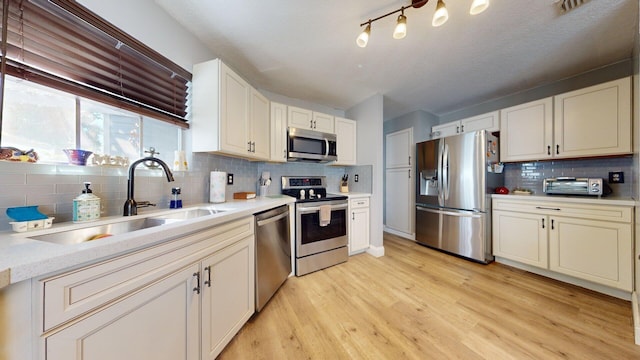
[153,208,224,220]
[28,208,226,245]
[29,217,176,245]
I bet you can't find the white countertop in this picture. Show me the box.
[491,194,635,206]
[0,196,295,289]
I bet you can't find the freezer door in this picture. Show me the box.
[416,138,443,208]
[415,205,441,248]
[441,209,489,263]
[443,131,486,211]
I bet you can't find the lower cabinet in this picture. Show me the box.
[492,197,633,292]
[349,196,370,255]
[41,217,255,360]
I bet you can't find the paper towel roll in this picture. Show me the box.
[210,171,227,203]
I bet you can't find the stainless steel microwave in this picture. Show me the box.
[543,177,608,196]
[287,127,337,162]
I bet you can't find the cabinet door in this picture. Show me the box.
[386,128,413,168]
[493,210,548,269]
[201,236,255,360]
[462,111,499,133]
[335,117,357,165]
[270,102,287,162]
[220,62,250,156]
[431,122,460,139]
[46,264,200,360]
[500,98,553,162]
[249,88,270,160]
[287,106,313,129]
[349,199,370,255]
[385,168,413,235]
[549,216,632,291]
[554,77,631,158]
[312,112,335,133]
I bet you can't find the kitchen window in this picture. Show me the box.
[2,75,181,164]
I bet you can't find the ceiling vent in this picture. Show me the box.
[557,0,590,12]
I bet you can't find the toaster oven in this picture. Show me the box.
[543,177,607,196]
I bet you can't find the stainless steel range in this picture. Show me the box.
[282,176,348,276]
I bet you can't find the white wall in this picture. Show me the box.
[347,94,384,256]
[77,0,214,71]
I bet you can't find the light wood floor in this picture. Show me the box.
[219,233,640,359]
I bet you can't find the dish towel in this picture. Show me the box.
[319,205,332,227]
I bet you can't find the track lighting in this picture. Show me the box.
[356,0,489,48]
[393,12,407,39]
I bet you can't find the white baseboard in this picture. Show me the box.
[633,292,640,345]
[383,227,415,240]
[367,245,385,257]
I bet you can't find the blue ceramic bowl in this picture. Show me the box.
[63,149,93,166]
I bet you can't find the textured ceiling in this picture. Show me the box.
[155,0,637,120]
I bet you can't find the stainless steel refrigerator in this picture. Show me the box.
[415,130,503,263]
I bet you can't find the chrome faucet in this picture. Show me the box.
[123,156,175,216]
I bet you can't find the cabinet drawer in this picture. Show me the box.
[350,197,369,209]
[492,199,632,223]
[40,217,253,332]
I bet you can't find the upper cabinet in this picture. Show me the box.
[386,128,413,169]
[431,111,499,139]
[191,59,270,161]
[334,117,357,166]
[270,102,288,163]
[287,106,335,133]
[500,77,631,162]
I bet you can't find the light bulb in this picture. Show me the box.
[393,14,407,39]
[356,24,371,48]
[432,0,449,27]
[470,0,490,15]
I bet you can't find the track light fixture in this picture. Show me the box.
[356,0,490,47]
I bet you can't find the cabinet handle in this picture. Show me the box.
[247,141,252,152]
[547,145,551,155]
[551,219,555,230]
[408,155,411,165]
[456,125,460,133]
[314,120,317,129]
[251,141,256,153]
[193,272,200,294]
[310,119,314,128]
[283,149,287,159]
[352,212,355,220]
[556,144,559,155]
[542,218,545,229]
[408,169,411,179]
[460,125,464,132]
[204,266,212,287]
[535,206,561,211]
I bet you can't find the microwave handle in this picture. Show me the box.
[325,138,329,156]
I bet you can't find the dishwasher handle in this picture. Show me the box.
[256,211,289,227]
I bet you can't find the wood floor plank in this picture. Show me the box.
[218,233,640,359]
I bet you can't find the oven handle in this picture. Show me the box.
[297,203,348,213]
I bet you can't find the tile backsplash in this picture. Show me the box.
[503,156,633,197]
[0,154,373,232]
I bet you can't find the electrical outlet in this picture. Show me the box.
[354,174,359,182]
[227,173,234,185]
[609,171,624,183]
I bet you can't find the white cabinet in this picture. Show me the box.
[41,217,255,360]
[335,117,357,165]
[385,167,413,236]
[500,77,631,162]
[554,77,631,158]
[385,128,413,169]
[270,102,288,162]
[492,197,633,292]
[431,111,499,139]
[500,98,554,162]
[201,236,254,359]
[192,58,269,160]
[287,106,334,133]
[349,196,370,254]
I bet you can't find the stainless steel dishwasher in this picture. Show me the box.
[254,205,291,312]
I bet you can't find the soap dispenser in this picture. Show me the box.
[73,182,101,222]
[170,187,182,209]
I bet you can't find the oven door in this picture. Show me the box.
[296,200,348,257]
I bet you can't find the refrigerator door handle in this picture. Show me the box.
[443,143,450,201]
[437,141,445,206]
